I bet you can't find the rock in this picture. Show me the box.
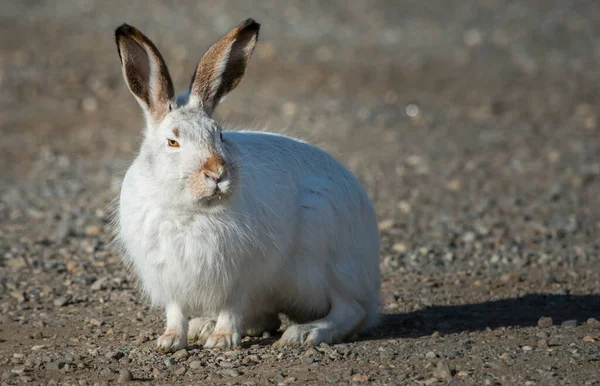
[425,351,437,359]
[31,344,46,351]
[537,316,553,328]
[118,369,133,383]
[351,373,370,383]
[219,361,234,368]
[89,319,103,327]
[522,346,533,352]
[100,367,116,376]
[561,320,577,328]
[46,360,71,371]
[164,358,176,367]
[300,357,314,365]
[583,336,595,342]
[586,318,600,328]
[433,360,452,380]
[175,367,187,376]
[173,349,189,359]
[217,369,240,377]
[91,277,109,291]
[2,371,18,381]
[53,296,70,307]
[189,361,202,369]
[106,351,124,360]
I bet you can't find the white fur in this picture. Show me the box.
[115,22,381,352]
[117,107,381,350]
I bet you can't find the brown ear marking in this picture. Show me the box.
[189,18,260,115]
[115,24,174,123]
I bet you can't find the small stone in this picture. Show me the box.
[91,277,108,291]
[327,377,340,383]
[53,296,70,307]
[537,316,553,328]
[173,349,189,359]
[425,351,437,359]
[2,371,18,380]
[378,219,394,231]
[561,320,577,328]
[175,367,187,376]
[462,232,476,243]
[433,360,452,380]
[100,367,116,376]
[351,374,370,383]
[586,318,600,327]
[10,291,25,303]
[219,361,234,368]
[583,336,595,342]
[31,345,46,351]
[217,369,240,377]
[89,319,103,327]
[164,358,176,367]
[189,361,202,369]
[118,369,133,383]
[46,360,70,371]
[537,339,549,348]
[300,357,314,365]
[106,351,124,360]
[522,346,533,352]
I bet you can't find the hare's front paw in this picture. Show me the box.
[156,329,187,353]
[204,329,241,350]
[188,317,216,345]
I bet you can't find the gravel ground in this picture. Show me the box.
[1,1,600,385]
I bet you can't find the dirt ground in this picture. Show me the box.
[1,1,600,385]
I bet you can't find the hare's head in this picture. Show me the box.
[115,19,259,206]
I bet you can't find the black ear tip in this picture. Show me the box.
[115,23,137,39]
[241,18,260,32]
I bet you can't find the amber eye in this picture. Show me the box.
[167,139,180,148]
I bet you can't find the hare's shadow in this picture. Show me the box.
[366,293,600,340]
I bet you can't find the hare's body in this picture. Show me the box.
[114,19,381,352]
[119,131,380,347]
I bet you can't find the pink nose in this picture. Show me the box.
[203,171,221,184]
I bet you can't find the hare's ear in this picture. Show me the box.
[115,24,174,126]
[188,18,260,115]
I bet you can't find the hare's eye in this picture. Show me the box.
[167,139,180,148]
[219,131,224,142]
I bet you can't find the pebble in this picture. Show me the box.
[164,358,176,367]
[217,369,240,377]
[106,351,124,360]
[300,357,314,365]
[537,316,553,328]
[117,369,133,383]
[561,320,577,328]
[89,319,103,327]
[2,371,18,381]
[174,367,187,376]
[173,349,189,359]
[586,318,600,328]
[425,351,437,359]
[46,360,71,371]
[433,360,452,380]
[351,373,370,383]
[189,361,203,369]
[522,346,533,352]
[53,296,70,307]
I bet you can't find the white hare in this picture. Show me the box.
[114,18,381,352]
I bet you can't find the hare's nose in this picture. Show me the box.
[203,171,222,184]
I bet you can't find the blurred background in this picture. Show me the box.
[2,0,599,272]
[1,1,600,383]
